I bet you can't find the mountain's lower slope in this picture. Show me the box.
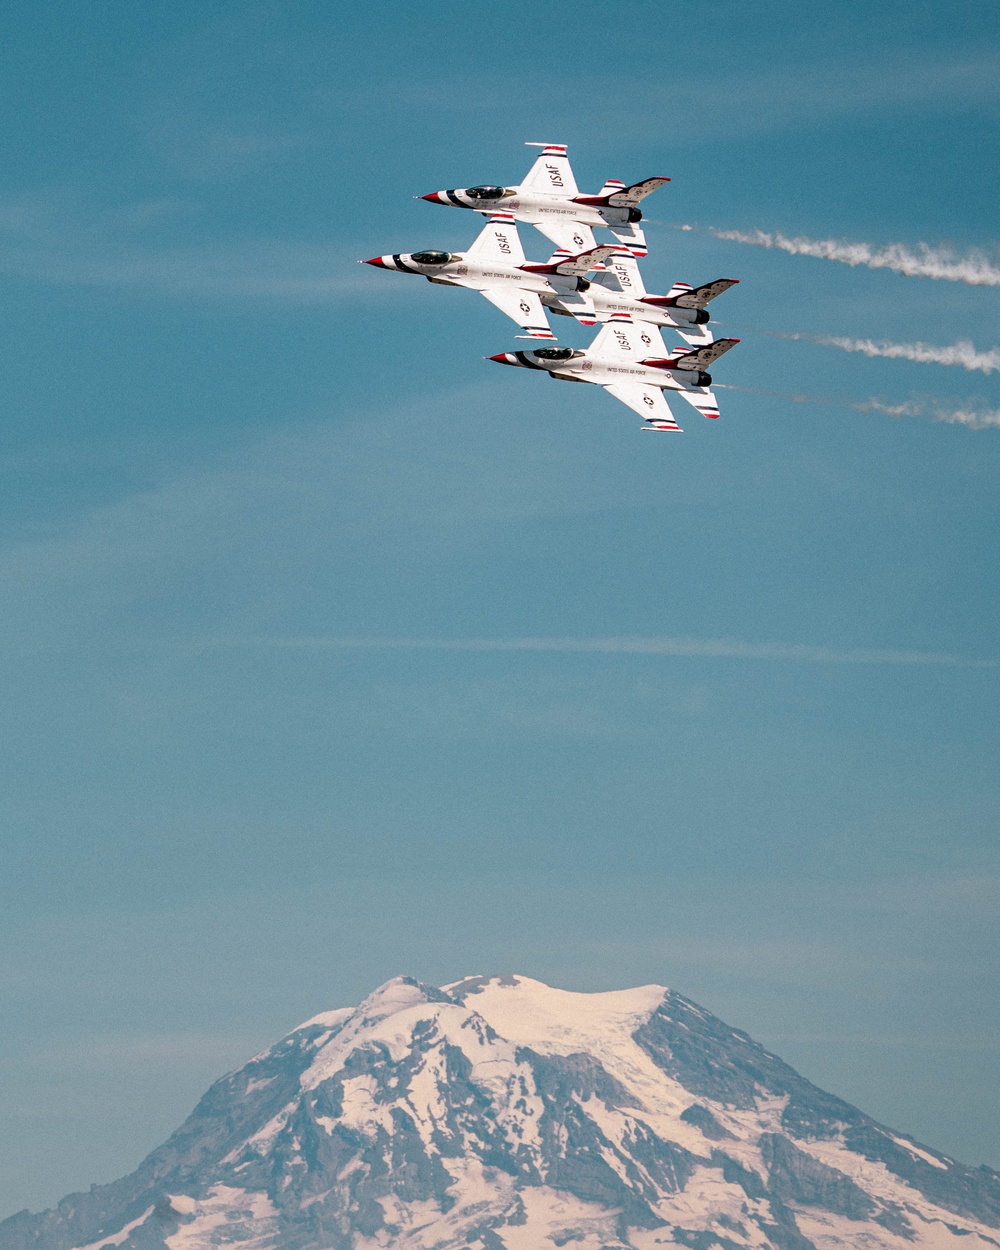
[3,976,998,1250]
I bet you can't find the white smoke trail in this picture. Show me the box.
[808,335,1000,374]
[849,398,925,417]
[723,324,1000,375]
[717,384,1000,429]
[705,227,1000,287]
[929,403,1000,430]
[848,397,1000,427]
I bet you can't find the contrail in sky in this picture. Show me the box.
[687,225,1000,287]
[929,403,1000,429]
[717,383,1000,429]
[214,635,998,668]
[754,330,1000,375]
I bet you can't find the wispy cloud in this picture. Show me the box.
[660,223,1000,287]
[210,635,999,668]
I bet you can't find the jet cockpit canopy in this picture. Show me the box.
[533,347,578,361]
[466,186,512,201]
[410,250,455,266]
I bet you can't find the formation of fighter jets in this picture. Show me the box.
[363,143,739,432]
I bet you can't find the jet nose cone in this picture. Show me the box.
[363,255,389,268]
[489,353,516,365]
[421,191,447,203]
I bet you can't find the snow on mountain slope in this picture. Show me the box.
[1,975,998,1250]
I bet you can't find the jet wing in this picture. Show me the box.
[604,176,670,207]
[671,278,739,309]
[671,337,740,370]
[602,383,681,430]
[523,245,621,278]
[532,218,597,255]
[478,285,555,339]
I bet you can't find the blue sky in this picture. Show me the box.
[1,0,999,1216]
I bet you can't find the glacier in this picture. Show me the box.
[1,974,998,1250]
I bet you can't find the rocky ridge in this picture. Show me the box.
[2,974,998,1250]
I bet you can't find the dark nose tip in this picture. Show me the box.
[363,256,389,267]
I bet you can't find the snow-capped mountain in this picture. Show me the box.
[3,975,999,1250]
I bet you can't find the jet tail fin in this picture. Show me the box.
[589,315,667,362]
[594,250,647,297]
[464,214,525,265]
[520,142,579,196]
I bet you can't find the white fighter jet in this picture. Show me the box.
[363,213,622,339]
[489,317,739,432]
[420,142,668,257]
[542,248,738,345]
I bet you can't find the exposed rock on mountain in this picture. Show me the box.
[3,975,998,1250]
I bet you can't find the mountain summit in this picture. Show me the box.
[3,975,998,1250]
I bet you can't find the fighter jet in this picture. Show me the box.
[571,251,738,345]
[421,142,668,257]
[489,316,739,432]
[363,214,622,339]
